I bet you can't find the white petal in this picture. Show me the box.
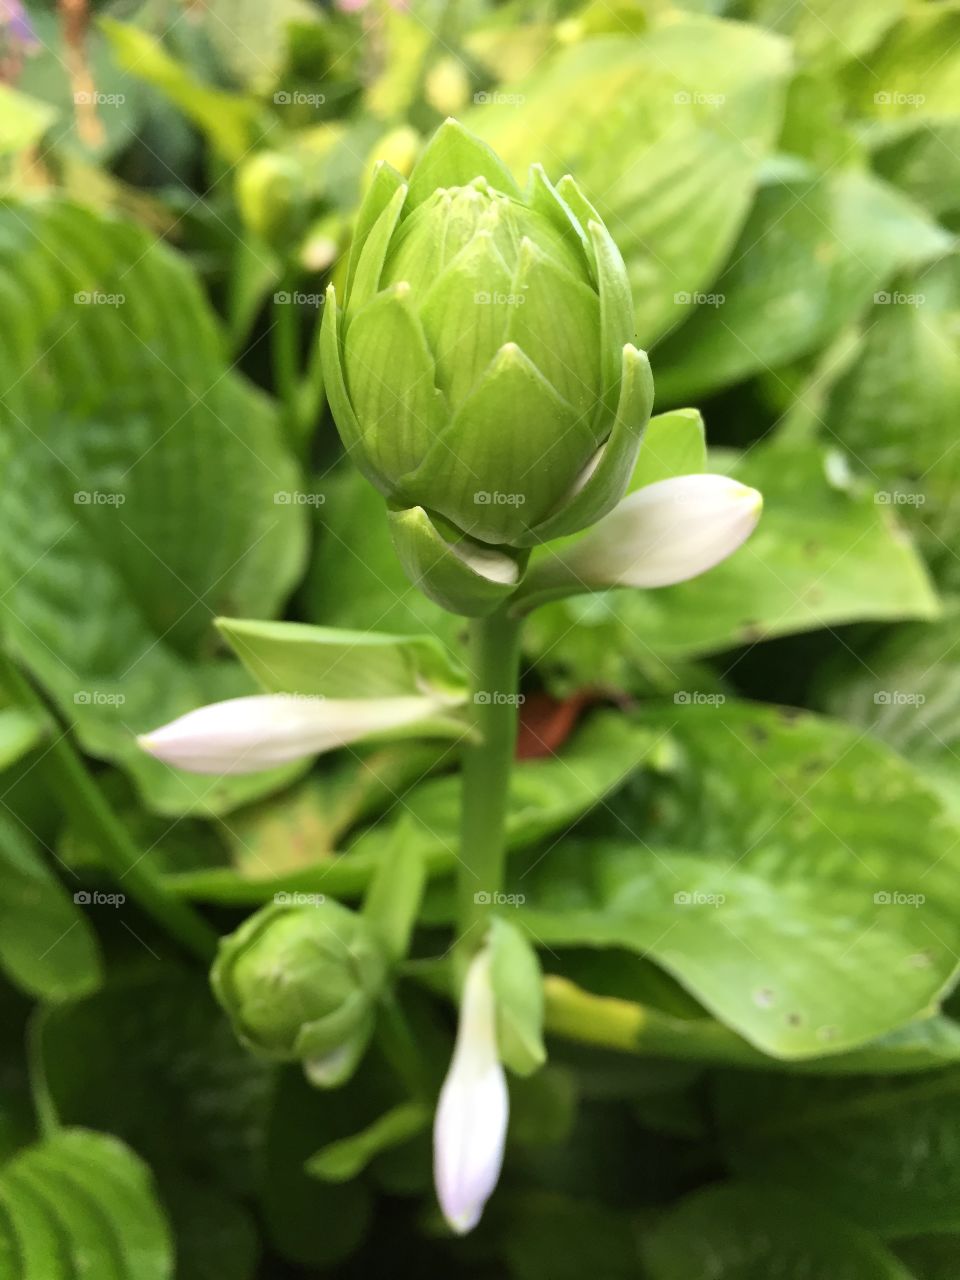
[434,948,508,1235]
[137,692,448,774]
[564,473,762,588]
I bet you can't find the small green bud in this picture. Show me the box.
[236,152,306,248]
[211,901,388,1087]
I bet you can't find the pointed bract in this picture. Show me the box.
[407,118,522,206]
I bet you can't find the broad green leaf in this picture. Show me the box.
[0,815,102,1001]
[159,1179,259,1280]
[871,119,960,220]
[468,16,791,344]
[525,436,939,678]
[746,0,904,69]
[844,7,960,121]
[818,601,960,821]
[717,1067,960,1236]
[217,618,466,699]
[100,19,261,161]
[305,1102,429,1182]
[0,200,307,816]
[33,969,272,1194]
[652,167,950,403]
[502,1192,639,1280]
[490,917,546,1077]
[896,1235,960,1280]
[644,1183,913,1279]
[517,701,960,1058]
[801,256,960,585]
[0,84,56,156]
[305,467,463,647]
[165,711,668,904]
[0,706,46,772]
[631,409,706,490]
[0,1129,173,1280]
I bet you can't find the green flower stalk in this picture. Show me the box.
[211,900,389,1087]
[321,118,654,615]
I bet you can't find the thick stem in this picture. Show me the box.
[456,610,523,963]
[0,653,217,962]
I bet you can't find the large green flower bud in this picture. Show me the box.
[211,900,388,1087]
[321,119,653,615]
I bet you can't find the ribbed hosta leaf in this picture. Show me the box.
[0,1129,173,1279]
[0,201,307,816]
[468,16,791,343]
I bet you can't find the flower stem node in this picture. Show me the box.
[211,900,389,1088]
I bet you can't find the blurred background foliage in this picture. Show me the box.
[2,0,960,1276]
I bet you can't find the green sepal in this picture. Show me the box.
[305,1102,430,1182]
[406,117,522,206]
[388,505,523,617]
[345,160,406,304]
[406,343,591,543]
[519,343,653,546]
[588,218,635,415]
[346,182,407,316]
[526,163,592,263]
[506,237,601,420]
[555,174,606,282]
[320,284,392,495]
[489,916,546,1078]
[343,284,447,484]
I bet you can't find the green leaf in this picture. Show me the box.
[518,700,960,1058]
[817,601,960,822]
[843,6,960,120]
[468,16,791,344]
[631,409,706,490]
[0,706,47,773]
[489,917,546,1077]
[653,167,950,402]
[525,435,939,678]
[644,1183,913,1279]
[363,823,427,962]
[33,969,272,1195]
[100,19,261,161]
[718,1067,960,1237]
[305,1102,430,1183]
[895,1235,960,1280]
[304,467,463,646]
[0,1129,173,1280]
[217,617,466,700]
[0,84,56,156]
[502,1191,638,1280]
[0,200,307,817]
[0,815,101,1001]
